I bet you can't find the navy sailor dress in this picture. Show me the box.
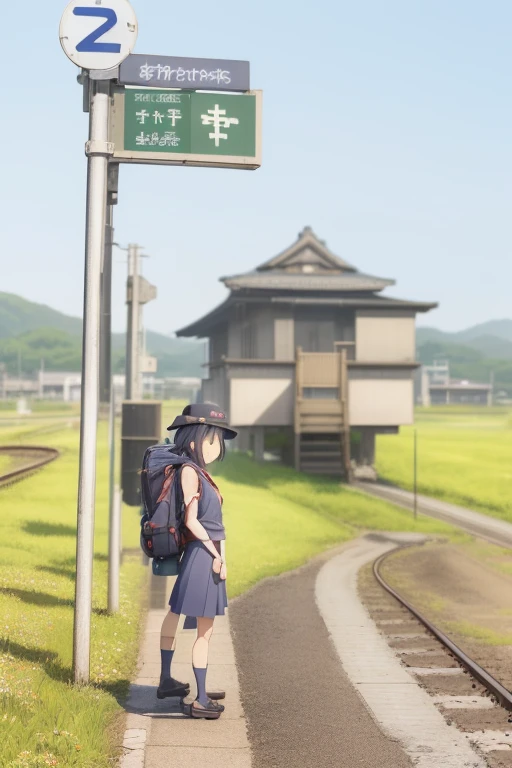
[169,466,228,621]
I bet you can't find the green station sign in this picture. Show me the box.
[110,88,261,169]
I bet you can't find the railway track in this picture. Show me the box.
[364,544,512,764]
[0,445,59,486]
[374,547,512,712]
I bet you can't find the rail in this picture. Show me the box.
[373,547,512,711]
[0,445,60,486]
[355,481,512,550]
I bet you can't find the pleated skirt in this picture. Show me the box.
[169,540,228,619]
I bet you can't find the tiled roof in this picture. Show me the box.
[223,269,394,292]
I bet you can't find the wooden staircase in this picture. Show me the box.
[294,348,351,479]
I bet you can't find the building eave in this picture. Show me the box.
[222,273,395,292]
[206,357,421,369]
[270,296,438,312]
[175,296,233,338]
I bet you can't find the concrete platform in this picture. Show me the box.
[119,570,251,768]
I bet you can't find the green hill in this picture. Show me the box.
[416,321,512,393]
[416,339,512,395]
[0,293,82,339]
[417,321,512,359]
[0,293,204,378]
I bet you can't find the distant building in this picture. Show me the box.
[0,374,38,398]
[142,375,201,402]
[429,379,492,406]
[424,359,450,387]
[0,371,201,405]
[416,360,493,406]
[176,227,437,477]
[38,372,82,401]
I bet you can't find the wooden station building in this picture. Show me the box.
[177,228,437,477]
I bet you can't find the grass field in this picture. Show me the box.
[376,406,512,523]
[214,452,460,597]
[0,417,145,768]
[0,400,461,766]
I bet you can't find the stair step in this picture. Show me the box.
[299,416,344,423]
[300,450,342,458]
[300,466,343,475]
[300,439,343,446]
[300,426,345,434]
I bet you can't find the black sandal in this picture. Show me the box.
[181,698,225,719]
[157,679,225,701]
[157,677,190,699]
[206,690,226,700]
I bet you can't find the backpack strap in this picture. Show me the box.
[180,461,223,506]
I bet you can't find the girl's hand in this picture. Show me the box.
[212,557,222,575]
[220,563,227,581]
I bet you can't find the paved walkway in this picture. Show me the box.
[118,569,251,768]
[229,538,416,768]
[354,481,512,547]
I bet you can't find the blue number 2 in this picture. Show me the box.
[73,7,121,54]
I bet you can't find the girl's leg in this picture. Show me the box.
[159,610,180,683]
[192,617,215,707]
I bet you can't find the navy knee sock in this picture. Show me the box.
[160,649,174,681]
[193,666,209,706]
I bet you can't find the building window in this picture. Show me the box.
[303,387,338,399]
[295,319,335,352]
[241,322,256,358]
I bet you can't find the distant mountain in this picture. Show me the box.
[416,324,512,395]
[0,292,204,378]
[417,321,512,360]
[0,292,82,339]
[457,320,512,343]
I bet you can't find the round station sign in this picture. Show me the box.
[59,0,138,71]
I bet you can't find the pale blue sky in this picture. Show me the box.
[2,1,511,334]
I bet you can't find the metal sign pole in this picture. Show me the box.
[73,79,113,684]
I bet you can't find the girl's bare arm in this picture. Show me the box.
[181,465,222,562]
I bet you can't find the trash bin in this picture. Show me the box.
[121,401,162,506]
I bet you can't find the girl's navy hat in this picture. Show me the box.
[167,403,238,440]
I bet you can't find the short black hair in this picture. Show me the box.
[173,424,226,469]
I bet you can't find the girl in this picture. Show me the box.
[156,403,237,720]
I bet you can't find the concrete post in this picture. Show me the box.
[253,427,265,462]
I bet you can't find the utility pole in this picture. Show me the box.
[100,164,119,406]
[39,359,44,399]
[17,348,22,397]
[413,428,418,520]
[124,245,157,400]
[125,243,142,400]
